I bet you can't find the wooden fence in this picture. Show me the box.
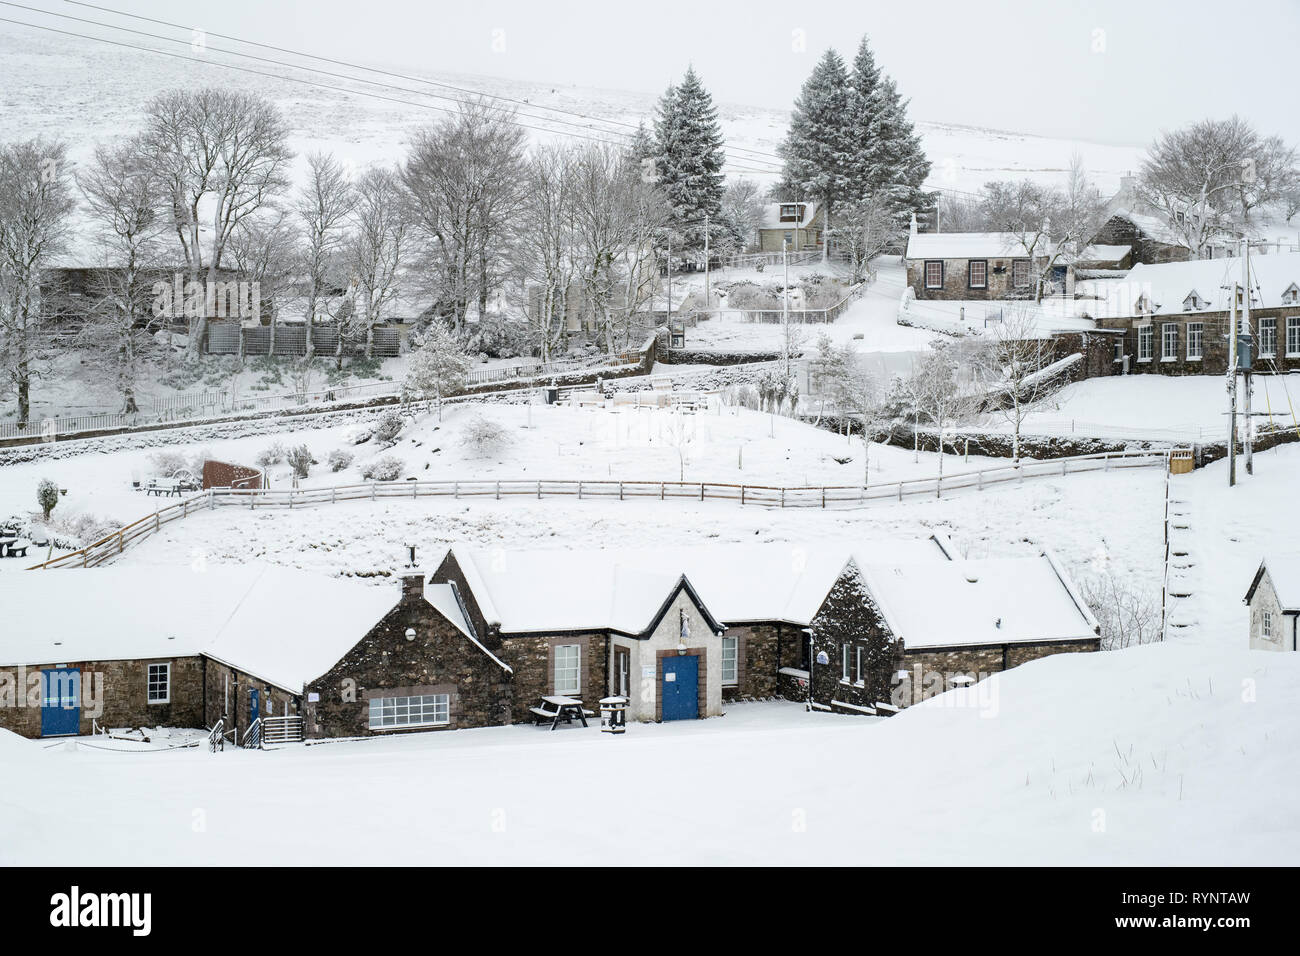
[27,449,1173,570]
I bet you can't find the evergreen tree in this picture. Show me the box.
[866,75,933,218]
[777,49,853,225]
[652,67,725,254]
[844,36,884,200]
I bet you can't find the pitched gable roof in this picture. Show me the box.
[1244,556,1300,610]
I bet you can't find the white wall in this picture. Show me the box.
[616,589,722,722]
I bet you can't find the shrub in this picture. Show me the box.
[327,449,354,472]
[287,444,315,479]
[149,450,189,476]
[343,422,376,445]
[36,478,59,520]
[372,410,405,445]
[255,441,287,467]
[360,454,404,481]
[460,413,508,455]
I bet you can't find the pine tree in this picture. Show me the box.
[867,76,933,218]
[844,37,885,200]
[652,67,725,254]
[777,49,853,227]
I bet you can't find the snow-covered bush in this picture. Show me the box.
[148,450,189,476]
[36,478,59,520]
[256,441,288,467]
[327,449,354,472]
[360,454,404,481]
[287,444,315,479]
[460,413,508,456]
[372,410,405,445]
[342,422,376,445]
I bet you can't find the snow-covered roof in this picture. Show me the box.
[1108,209,1188,248]
[1246,556,1300,611]
[1108,252,1300,317]
[1063,243,1131,266]
[445,540,952,633]
[759,201,820,231]
[905,231,1035,261]
[0,566,396,692]
[860,555,1099,649]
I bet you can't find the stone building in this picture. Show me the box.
[1244,557,1300,651]
[1091,252,1300,375]
[904,223,1048,301]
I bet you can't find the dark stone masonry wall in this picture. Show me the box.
[303,580,512,737]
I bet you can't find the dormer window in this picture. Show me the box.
[1135,294,1154,315]
[779,204,803,223]
[1183,291,1207,311]
[1282,283,1300,306]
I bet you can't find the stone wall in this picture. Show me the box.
[201,658,299,742]
[303,578,512,737]
[1095,309,1300,376]
[907,255,1044,301]
[497,631,608,724]
[0,656,203,738]
[1092,216,1189,265]
[720,622,803,701]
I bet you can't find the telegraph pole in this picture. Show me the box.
[1243,238,1254,475]
[1227,275,1238,487]
[782,237,791,376]
[703,213,711,314]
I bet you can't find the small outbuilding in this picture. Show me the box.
[1244,557,1300,651]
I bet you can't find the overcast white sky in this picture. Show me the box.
[30,0,1300,145]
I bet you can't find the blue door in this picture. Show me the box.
[249,689,259,728]
[661,656,699,721]
[40,668,80,737]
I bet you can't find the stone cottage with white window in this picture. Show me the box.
[1244,557,1300,651]
[757,201,825,253]
[904,221,1048,301]
[1093,251,1300,375]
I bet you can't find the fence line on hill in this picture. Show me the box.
[27,448,1173,570]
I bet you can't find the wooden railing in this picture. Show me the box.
[27,449,1175,570]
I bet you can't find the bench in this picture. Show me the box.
[0,537,30,558]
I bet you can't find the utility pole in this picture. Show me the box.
[782,237,791,376]
[665,230,672,330]
[1243,238,1254,475]
[1227,273,1238,488]
[703,213,711,315]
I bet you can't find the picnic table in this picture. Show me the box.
[144,477,184,497]
[529,695,594,731]
[0,536,30,558]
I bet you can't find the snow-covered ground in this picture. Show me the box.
[3,638,1294,866]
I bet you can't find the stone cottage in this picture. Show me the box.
[904,221,1048,301]
[757,202,825,254]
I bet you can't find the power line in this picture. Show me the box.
[62,0,794,168]
[0,13,782,175]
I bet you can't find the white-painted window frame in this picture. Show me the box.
[924,260,943,289]
[1137,325,1154,362]
[368,693,450,730]
[1161,322,1178,361]
[1287,316,1300,357]
[555,644,580,696]
[721,635,738,686]
[1186,322,1203,361]
[147,662,170,704]
[1260,317,1277,357]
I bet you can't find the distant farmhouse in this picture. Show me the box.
[904,220,1047,301]
[0,542,1101,740]
[1245,557,1300,651]
[1092,251,1300,375]
[757,201,825,254]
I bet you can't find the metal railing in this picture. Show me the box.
[262,716,304,745]
[242,718,262,750]
[208,718,225,753]
[26,449,1176,570]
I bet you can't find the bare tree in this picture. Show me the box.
[718,176,765,255]
[0,138,76,426]
[295,152,355,356]
[1081,570,1160,650]
[142,88,293,358]
[1135,116,1261,258]
[345,167,408,361]
[76,138,167,413]
[835,192,896,284]
[974,307,1058,462]
[402,99,527,332]
[903,339,979,487]
[226,210,297,358]
[832,348,891,487]
[510,144,579,361]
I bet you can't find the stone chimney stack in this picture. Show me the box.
[400,544,422,597]
[909,212,919,237]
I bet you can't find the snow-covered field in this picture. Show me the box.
[3,638,1294,866]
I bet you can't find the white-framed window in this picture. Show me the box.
[1260,317,1277,357]
[779,204,802,223]
[924,260,943,289]
[147,662,170,704]
[721,636,738,686]
[855,647,864,685]
[1186,322,1203,360]
[1138,325,1154,362]
[1161,323,1178,361]
[1012,258,1031,289]
[554,644,580,696]
[782,231,794,246]
[368,693,449,730]
[968,259,987,289]
[1262,610,1273,639]
[1287,316,1300,357]
[841,643,850,681]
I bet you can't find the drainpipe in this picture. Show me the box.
[804,627,814,711]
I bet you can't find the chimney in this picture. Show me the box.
[401,573,426,599]
[909,212,919,237]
